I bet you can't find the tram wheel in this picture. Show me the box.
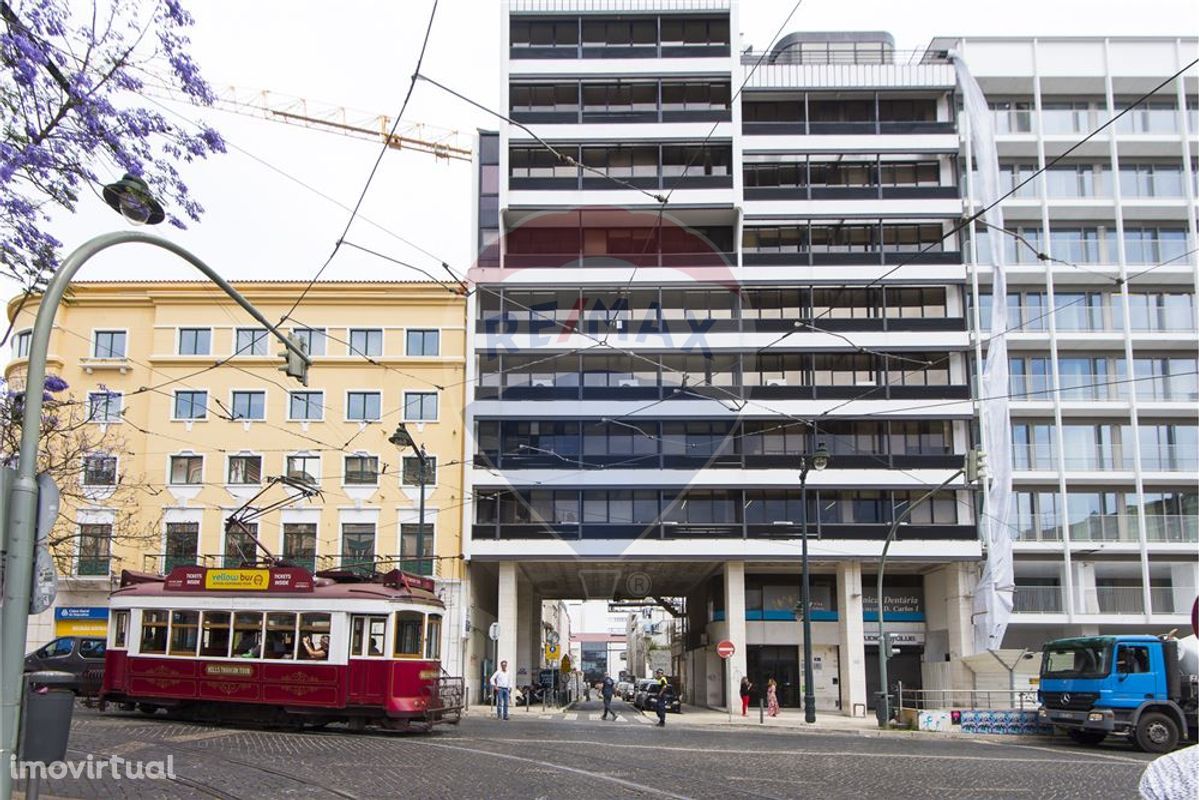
[137,704,159,716]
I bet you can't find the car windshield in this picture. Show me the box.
[1041,642,1112,679]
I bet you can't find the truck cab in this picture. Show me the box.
[1038,635,1197,753]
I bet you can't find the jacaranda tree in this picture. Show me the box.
[0,0,224,283]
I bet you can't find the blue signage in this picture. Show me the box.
[54,607,109,620]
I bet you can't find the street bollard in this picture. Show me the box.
[759,695,764,724]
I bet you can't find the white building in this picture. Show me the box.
[462,0,1198,715]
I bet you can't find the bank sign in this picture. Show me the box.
[54,606,108,636]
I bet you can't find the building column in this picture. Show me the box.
[497,561,518,680]
[945,562,976,694]
[1072,561,1098,614]
[515,574,534,685]
[836,561,867,716]
[723,561,748,712]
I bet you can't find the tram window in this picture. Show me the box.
[111,610,129,649]
[394,611,423,658]
[140,610,168,654]
[265,613,298,659]
[200,611,232,657]
[425,614,442,660]
[350,615,388,657]
[232,612,264,658]
[299,613,331,661]
[169,610,199,656]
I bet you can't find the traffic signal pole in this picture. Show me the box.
[0,232,307,800]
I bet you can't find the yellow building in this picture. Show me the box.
[5,280,470,674]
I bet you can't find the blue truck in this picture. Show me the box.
[1037,634,1198,753]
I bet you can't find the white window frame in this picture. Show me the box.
[285,452,322,485]
[403,391,439,422]
[171,389,209,421]
[13,329,32,359]
[177,327,213,356]
[92,328,128,359]
[348,328,384,358]
[345,390,382,422]
[81,452,118,487]
[167,452,205,486]
[74,519,114,578]
[87,390,123,423]
[401,453,437,486]
[233,327,268,357]
[343,452,381,487]
[226,452,264,486]
[229,388,267,421]
[287,390,325,422]
[405,328,441,357]
[290,327,327,357]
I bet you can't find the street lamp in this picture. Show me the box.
[0,229,310,800]
[798,441,830,724]
[102,173,165,226]
[389,422,429,575]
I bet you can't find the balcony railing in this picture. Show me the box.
[1150,587,1197,614]
[1092,586,1145,615]
[75,557,111,577]
[1012,585,1063,614]
[142,553,216,575]
[316,554,437,577]
[1014,514,1198,544]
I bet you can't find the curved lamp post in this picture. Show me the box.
[389,422,430,575]
[0,228,309,800]
[799,441,830,724]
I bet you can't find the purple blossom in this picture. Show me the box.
[1,0,223,282]
[42,375,69,393]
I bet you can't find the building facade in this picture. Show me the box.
[468,0,971,715]
[6,281,472,676]
[941,35,1199,648]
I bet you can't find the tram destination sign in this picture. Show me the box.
[164,566,315,593]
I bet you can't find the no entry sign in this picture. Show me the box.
[716,639,735,659]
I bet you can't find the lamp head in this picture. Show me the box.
[102,174,165,225]
[812,442,830,471]
[388,423,416,450]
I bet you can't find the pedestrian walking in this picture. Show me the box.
[766,677,779,717]
[601,673,616,720]
[490,660,512,720]
[739,677,753,716]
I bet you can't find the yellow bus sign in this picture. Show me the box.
[204,569,270,591]
[545,644,560,661]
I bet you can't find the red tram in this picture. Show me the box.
[100,565,463,731]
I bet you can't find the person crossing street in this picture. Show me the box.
[600,673,616,720]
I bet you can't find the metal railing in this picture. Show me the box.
[1144,515,1199,543]
[1092,586,1146,615]
[316,554,438,577]
[740,48,948,66]
[1150,587,1198,614]
[896,687,1039,712]
[1011,444,1195,472]
[1013,586,1064,614]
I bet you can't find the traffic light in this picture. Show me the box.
[882,632,900,657]
[278,333,310,386]
[965,447,987,482]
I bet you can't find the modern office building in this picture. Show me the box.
[6,281,472,676]
[469,0,970,714]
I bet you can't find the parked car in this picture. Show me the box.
[622,681,637,701]
[615,681,634,701]
[24,636,106,695]
[633,678,681,713]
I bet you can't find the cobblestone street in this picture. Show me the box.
[13,703,1160,800]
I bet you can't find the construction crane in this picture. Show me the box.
[149,84,473,163]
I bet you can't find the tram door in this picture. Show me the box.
[348,615,389,705]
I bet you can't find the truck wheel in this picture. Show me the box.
[1067,730,1106,746]
[1134,712,1179,754]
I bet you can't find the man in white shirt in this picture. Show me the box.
[490,660,512,720]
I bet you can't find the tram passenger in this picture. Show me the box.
[302,635,329,660]
[236,632,261,659]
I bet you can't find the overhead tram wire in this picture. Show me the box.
[803,56,1199,326]
[279,0,442,326]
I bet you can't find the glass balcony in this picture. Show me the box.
[1012,585,1063,613]
[1092,586,1145,615]
[1143,515,1199,543]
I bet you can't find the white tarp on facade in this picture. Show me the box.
[950,52,1015,653]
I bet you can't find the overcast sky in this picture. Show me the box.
[6,0,1197,308]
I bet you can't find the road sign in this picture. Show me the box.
[489,622,500,641]
[545,644,560,661]
[716,639,735,659]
